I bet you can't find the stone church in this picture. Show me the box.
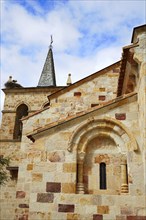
[0,25,146,220]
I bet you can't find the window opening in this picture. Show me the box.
[13,104,28,140]
[7,166,18,181]
[100,162,106,189]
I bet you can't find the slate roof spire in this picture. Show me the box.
[38,36,56,87]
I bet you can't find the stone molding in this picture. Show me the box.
[67,116,138,153]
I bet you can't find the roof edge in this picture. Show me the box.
[27,92,137,142]
[47,60,121,100]
[131,24,146,43]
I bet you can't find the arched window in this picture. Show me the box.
[100,162,106,189]
[13,104,28,140]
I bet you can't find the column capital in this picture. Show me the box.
[77,151,85,162]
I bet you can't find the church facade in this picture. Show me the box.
[0,25,146,220]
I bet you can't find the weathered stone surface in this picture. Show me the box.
[32,173,43,182]
[67,213,80,220]
[37,193,54,203]
[29,211,51,220]
[16,191,26,198]
[127,217,146,220]
[63,163,76,172]
[18,214,28,220]
[97,206,109,214]
[19,204,29,208]
[46,182,61,193]
[58,204,75,213]
[99,95,106,101]
[115,113,126,120]
[94,154,110,164]
[27,164,33,171]
[93,214,103,220]
[48,151,65,162]
[116,216,126,220]
[62,183,76,193]
[121,207,133,215]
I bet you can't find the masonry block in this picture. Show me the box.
[16,191,26,198]
[127,217,146,220]
[115,113,126,120]
[97,206,109,214]
[48,151,65,162]
[46,182,61,192]
[67,213,79,220]
[93,214,103,220]
[58,204,75,213]
[18,214,28,220]
[99,95,106,101]
[32,173,43,182]
[62,183,76,193]
[116,216,127,220]
[27,164,33,171]
[74,92,81,96]
[63,163,76,172]
[37,193,54,203]
[19,204,29,208]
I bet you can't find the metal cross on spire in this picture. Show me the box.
[49,35,53,49]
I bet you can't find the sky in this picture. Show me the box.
[0,0,146,117]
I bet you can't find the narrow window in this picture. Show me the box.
[13,104,28,140]
[7,167,18,181]
[100,162,106,189]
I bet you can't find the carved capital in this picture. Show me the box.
[77,152,85,162]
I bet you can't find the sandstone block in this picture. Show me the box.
[27,164,33,171]
[63,163,76,172]
[18,214,28,220]
[121,206,133,215]
[16,191,26,198]
[48,151,65,162]
[58,204,75,213]
[46,182,61,193]
[97,206,109,214]
[37,193,54,203]
[116,216,126,220]
[127,217,146,220]
[94,154,110,164]
[19,204,29,208]
[115,113,126,120]
[67,213,80,220]
[93,214,103,220]
[62,183,76,193]
[32,173,43,182]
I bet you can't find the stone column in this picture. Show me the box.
[120,158,128,193]
[76,152,85,194]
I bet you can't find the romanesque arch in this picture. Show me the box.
[13,104,28,140]
[67,116,137,194]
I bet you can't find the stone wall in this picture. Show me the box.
[22,65,120,136]
[0,87,62,139]
[8,97,145,220]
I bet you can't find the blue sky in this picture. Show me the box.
[0,0,146,115]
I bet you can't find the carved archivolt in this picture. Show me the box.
[15,101,31,112]
[67,116,137,153]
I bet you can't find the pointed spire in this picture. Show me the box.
[66,73,72,86]
[38,36,56,87]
